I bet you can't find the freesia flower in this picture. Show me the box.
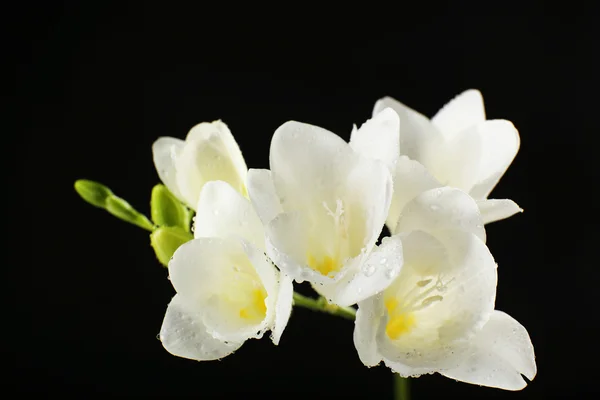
[353,187,536,390]
[159,180,293,360]
[152,120,248,210]
[370,90,521,230]
[247,110,403,307]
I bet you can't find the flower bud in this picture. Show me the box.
[150,226,193,267]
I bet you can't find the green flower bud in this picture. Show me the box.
[150,226,193,267]
[150,184,193,231]
[74,179,113,208]
[105,195,155,231]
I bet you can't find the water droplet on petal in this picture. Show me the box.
[379,257,387,264]
[385,268,397,279]
[362,264,376,277]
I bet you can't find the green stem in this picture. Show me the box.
[292,292,356,320]
[394,374,410,400]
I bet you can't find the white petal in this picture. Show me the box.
[266,211,329,284]
[373,96,439,161]
[387,157,441,232]
[168,238,271,342]
[271,273,294,345]
[186,120,248,190]
[152,137,185,201]
[477,199,522,224]
[160,294,242,361]
[246,168,283,226]
[421,125,483,193]
[349,107,400,173]
[469,120,521,199]
[431,89,485,139]
[269,120,355,212]
[440,310,536,390]
[168,238,226,303]
[193,180,264,250]
[175,121,247,209]
[394,187,486,242]
[316,235,404,307]
[354,293,385,367]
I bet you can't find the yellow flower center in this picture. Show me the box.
[384,276,452,340]
[307,253,341,276]
[238,288,268,323]
[385,298,416,339]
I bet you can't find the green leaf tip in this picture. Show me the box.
[74,179,113,208]
[150,184,193,231]
[150,226,193,267]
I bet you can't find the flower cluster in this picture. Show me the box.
[80,89,536,392]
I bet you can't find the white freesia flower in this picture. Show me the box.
[152,120,248,210]
[159,180,293,360]
[354,187,536,390]
[247,110,403,307]
[367,89,521,229]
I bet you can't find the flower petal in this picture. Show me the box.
[349,107,400,173]
[269,120,355,212]
[160,294,242,361]
[152,137,185,201]
[422,125,483,193]
[354,293,385,367]
[193,180,264,250]
[271,273,294,345]
[477,199,522,225]
[266,211,329,284]
[431,89,485,139]
[315,235,403,307]
[386,157,441,232]
[394,187,486,242]
[175,121,247,208]
[440,310,536,390]
[247,168,283,226]
[469,120,521,199]
[186,120,248,191]
[372,96,439,161]
[168,237,271,342]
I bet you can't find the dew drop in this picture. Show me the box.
[362,264,376,277]
[385,268,397,279]
[379,257,387,264]
[357,287,363,294]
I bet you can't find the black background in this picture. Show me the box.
[9,4,598,399]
